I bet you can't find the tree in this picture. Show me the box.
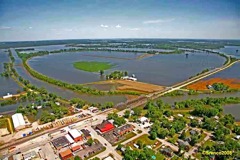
[169,128,176,137]
[180,130,187,140]
[100,70,104,76]
[74,156,82,160]
[124,110,131,118]
[87,138,94,146]
[150,131,157,140]
[190,119,198,127]
[137,140,144,149]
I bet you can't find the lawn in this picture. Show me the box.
[127,134,161,149]
[73,61,113,72]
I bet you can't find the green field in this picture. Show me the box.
[73,61,113,72]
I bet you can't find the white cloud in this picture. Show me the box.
[100,24,109,28]
[128,28,140,31]
[143,18,175,24]
[29,27,32,29]
[0,26,11,30]
[115,24,121,28]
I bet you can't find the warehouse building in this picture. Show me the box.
[52,136,70,150]
[12,113,26,131]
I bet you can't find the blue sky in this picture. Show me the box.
[0,0,239,41]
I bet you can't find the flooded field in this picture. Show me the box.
[223,104,240,121]
[28,51,226,86]
[214,46,240,58]
[17,44,74,53]
[0,50,22,96]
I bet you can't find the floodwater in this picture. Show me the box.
[28,51,226,86]
[17,45,74,53]
[9,49,127,103]
[160,92,240,121]
[204,62,240,79]
[0,50,22,96]
[214,46,240,58]
[223,104,240,121]
[161,91,240,105]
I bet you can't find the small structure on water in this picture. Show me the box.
[3,93,13,99]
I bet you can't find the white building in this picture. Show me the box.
[12,113,26,131]
[3,93,13,99]
[65,134,74,144]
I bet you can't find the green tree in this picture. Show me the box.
[87,138,94,146]
[100,70,104,76]
[124,110,131,118]
[74,156,82,160]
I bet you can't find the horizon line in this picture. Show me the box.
[1,37,240,43]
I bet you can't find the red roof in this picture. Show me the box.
[71,145,81,152]
[59,149,72,158]
[99,123,115,133]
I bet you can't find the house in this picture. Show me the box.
[12,113,26,131]
[161,147,173,157]
[190,130,198,135]
[68,129,83,142]
[138,117,148,124]
[177,114,183,117]
[113,124,134,137]
[177,139,190,149]
[235,135,240,140]
[3,93,13,99]
[59,149,73,160]
[81,129,91,139]
[96,120,115,134]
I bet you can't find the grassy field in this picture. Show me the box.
[73,61,113,72]
[127,134,161,150]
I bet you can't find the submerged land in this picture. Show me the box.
[0,39,240,160]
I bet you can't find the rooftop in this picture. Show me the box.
[52,136,69,148]
[68,129,82,138]
[96,120,115,133]
[12,113,26,129]
[59,149,72,158]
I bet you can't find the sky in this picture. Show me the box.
[0,0,239,41]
